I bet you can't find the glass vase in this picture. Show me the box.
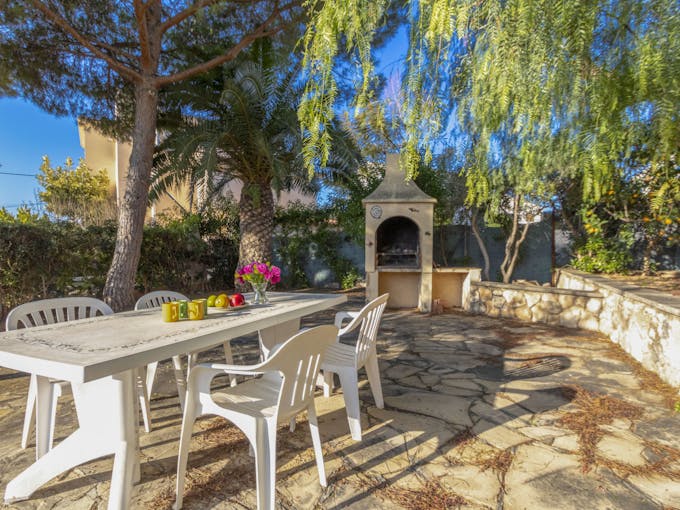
[251,281,269,304]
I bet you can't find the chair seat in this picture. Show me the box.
[211,377,281,418]
[175,325,337,510]
[320,293,388,441]
[322,342,356,370]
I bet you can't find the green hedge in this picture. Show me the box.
[0,203,362,325]
[0,213,239,321]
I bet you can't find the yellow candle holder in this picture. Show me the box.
[162,302,179,322]
[188,301,204,320]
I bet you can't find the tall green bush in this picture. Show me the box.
[0,210,239,324]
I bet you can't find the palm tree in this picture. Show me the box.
[152,42,358,278]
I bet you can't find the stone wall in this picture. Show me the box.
[469,269,680,387]
[468,281,603,329]
[556,269,680,387]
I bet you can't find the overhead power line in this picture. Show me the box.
[1,202,41,209]
[0,171,38,177]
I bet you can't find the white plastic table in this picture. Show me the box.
[0,292,346,510]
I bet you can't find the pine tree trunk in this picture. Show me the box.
[103,81,159,311]
[237,181,275,288]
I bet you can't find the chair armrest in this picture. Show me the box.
[193,362,264,377]
[188,363,265,394]
[334,311,360,330]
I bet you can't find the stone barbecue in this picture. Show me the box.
[363,154,481,313]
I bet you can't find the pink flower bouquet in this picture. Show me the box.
[235,261,281,286]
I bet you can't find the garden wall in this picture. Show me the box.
[468,280,603,328]
[468,269,680,387]
[556,269,680,387]
[434,219,573,284]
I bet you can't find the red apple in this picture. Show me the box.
[229,293,245,307]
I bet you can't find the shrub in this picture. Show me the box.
[340,268,361,289]
[571,235,632,274]
[0,210,239,324]
[274,203,362,288]
[0,219,117,325]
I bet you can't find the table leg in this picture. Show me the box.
[34,375,54,460]
[258,318,301,359]
[5,370,139,510]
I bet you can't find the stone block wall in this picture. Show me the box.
[556,269,680,387]
[469,269,680,387]
[468,281,603,329]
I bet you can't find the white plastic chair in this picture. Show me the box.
[135,291,237,431]
[6,297,114,451]
[174,324,338,510]
[321,293,389,441]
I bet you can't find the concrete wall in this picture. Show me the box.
[434,219,572,284]
[469,269,680,387]
[79,123,189,217]
[78,122,315,219]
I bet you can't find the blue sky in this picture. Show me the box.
[0,98,84,211]
[0,27,407,213]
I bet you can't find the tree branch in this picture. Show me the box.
[159,0,221,34]
[134,0,152,68]
[159,0,261,34]
[91,40,136,62]
[155,0,301,87]
[27,0,142,83]
[505,221,530,282]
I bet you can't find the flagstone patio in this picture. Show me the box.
[0,291,678,509]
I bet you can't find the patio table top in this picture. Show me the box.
[0,292,347,383]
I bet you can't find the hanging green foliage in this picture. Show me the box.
[300,0,680,207]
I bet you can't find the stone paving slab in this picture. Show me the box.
[0,292,678,509]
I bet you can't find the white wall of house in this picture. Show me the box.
[77,121,315,218]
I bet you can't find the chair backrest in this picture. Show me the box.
[343,293,389,368]
[134,290,189,310]
[260,325,338,420]
[6,297,114,331]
